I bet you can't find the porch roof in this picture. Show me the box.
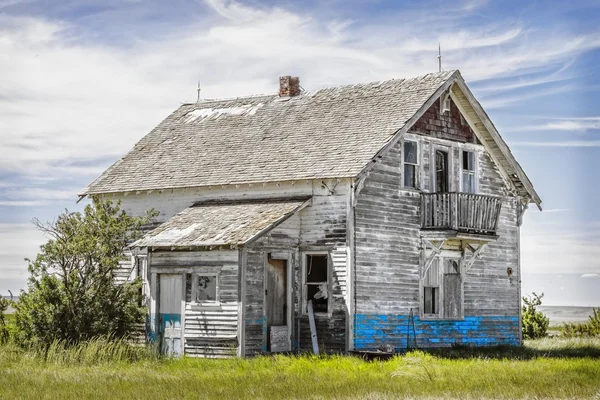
[132,197,310,248]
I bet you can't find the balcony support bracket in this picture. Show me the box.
[421,239,446,279]
[462,242,486,272]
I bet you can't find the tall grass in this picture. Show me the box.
[0,336,158,366]
[0,338,599,399]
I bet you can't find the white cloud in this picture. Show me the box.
[581,273,600,279]
[525,118,600,132]
[512,140,600,147]
[2,0,600,181]
[0,223,45,293]
[521,213,600,275]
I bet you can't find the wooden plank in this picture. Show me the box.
[307,300,319,354]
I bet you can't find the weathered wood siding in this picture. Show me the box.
[242,185,350,356]
[150,250,239,357]
[353,127,521,350]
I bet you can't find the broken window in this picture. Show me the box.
[422,256,463,319]
[462,151,476,193]
[423,259,440,316]
[305,254,329,314]
[403,140,419,188]
[196,275,218,303]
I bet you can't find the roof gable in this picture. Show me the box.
[81,71,456,195]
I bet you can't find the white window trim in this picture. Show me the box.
[402,139,420,190]
[190,270,221,307]
[459,149,479,194]
[430,143,454,193]
[420,251,464,320]
[302,251,331,317]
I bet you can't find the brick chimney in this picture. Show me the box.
[279,76,301,97]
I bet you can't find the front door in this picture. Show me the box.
[159,274,183,357]
[265,257,290,352]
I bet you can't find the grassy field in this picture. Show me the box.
[1,338,599,399]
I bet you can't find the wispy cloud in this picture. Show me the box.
[531,118,600,132]
[581,273,600,279]
[512,140,600,147]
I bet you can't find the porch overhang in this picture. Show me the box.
[131,197,311,250]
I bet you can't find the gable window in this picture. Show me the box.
[421,256,463,319]
[461,151,477,193]
[403,140,419,189]
[304,254,329,314]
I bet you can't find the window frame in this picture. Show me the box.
[189,270,221,307]
[302,252,331,317]
[460,149,478,194]
[430,143,453,193]
[420,252,464,320]
[402,139,420,190]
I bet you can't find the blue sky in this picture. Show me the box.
[1,0,599,305]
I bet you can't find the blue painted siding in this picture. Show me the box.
[354,314,519,350]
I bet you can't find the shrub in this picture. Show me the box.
[13,198,156,348]
[0,297,11,344]
[522,292,549,339]
[562,308,600,337]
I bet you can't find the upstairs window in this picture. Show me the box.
[462,151,476,193]
[403,140,419,189]
[304,254,329,314]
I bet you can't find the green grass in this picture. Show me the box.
[1,338,599,399]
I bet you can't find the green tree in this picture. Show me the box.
[13,198,156,348]
[521,292,549,340]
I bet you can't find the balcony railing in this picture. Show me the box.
[421,192,502,235]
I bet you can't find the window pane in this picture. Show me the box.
[462,173,475,193]
[306,255,327,283]
[424,287,438,315]
[462,151,474,171]
[404,164,416,188]
[404,141,418,164]
[196,275,217,302]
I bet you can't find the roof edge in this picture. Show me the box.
[451,74,542,208]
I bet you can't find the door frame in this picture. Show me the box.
[156,272,186,356]
[430,143,454,193]
[263,251,293,352]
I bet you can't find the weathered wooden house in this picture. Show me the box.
[80,70,541,357]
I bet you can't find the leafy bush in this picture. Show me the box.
[522,292,549,339]
[562,308,600,337]
[0,297,12,344]
[13,198,156,348]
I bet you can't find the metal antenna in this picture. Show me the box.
[438,43,442,72]
[196,81,201,103]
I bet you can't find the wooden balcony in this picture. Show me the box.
[420,192,502,236]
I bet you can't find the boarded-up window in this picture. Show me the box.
[305,254,328,313]
[422,257,463,319]
[403,140,419,188]
[196,275,217,303]
[462,151,476,193]
[443,259,462,319]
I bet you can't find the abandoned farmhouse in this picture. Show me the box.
[80,70,541,357]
